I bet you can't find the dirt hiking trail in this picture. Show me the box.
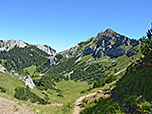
[73,92,96,114]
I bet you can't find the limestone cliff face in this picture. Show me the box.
[0,40,27,51]
[0,40,56,56]
[0,64,7,73]
[59,45,79,56]
[36,44,56,56]
[47,56,57,66]
[92,29,140,58]
[23,75,35,89]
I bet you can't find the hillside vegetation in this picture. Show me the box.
[34,29,141,92]
[81,24,152,114]
[0,45,49,73]
[0,27,148,114]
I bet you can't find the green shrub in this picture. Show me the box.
[62,99,74,113]
[82,98,89,107]
[81,98,123,114]
[141,102,152,113]
[83,98,88,103]
[93,78,105,88]
[124,95,140,106]
[105,75,117,83]
[14,86,49,104]
[0,86,6,93]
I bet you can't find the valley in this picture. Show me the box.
[0,27,152,114]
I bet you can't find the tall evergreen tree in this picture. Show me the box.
[141,23,152,59]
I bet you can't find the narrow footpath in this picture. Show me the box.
[0,96,34,114]
[73,92,96,114]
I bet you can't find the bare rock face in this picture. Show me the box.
[58,29,140,60]
[36,44,56,56]
[83,45,95,56]
[0,40,27,51]
[9,71,35,89]
[0,64,7,73]
[0,40,56,57]
[82,29,140,58]
[47,56,57,66]
[106,48,126,58]
[59,45,79,56]
[23,75,35,89]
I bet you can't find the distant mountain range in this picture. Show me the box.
[0,29,141,80]
[0,39,56,55]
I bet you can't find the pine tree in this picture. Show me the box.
[141,23,152,59]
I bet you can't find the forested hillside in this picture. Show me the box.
[0,45,49,72]
[34,29,142,91]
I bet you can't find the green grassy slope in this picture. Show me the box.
[0,72,25,97]
[0,72,90,114]
[27,80,89,114]
[81,60,152,114]
[24,65,36,76]
[39,80,89,104]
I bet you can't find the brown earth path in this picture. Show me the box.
[0,96,34,114]
[73,92,96,114]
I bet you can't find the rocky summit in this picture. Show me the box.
[0,40,27,51]
[83,29,140,58]
[59,29,141,59]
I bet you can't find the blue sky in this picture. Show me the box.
[0,0,151,52]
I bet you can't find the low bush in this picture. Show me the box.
[0,86,6,93]
[93,75,117,88]
[14,86,49,104]
[105,75,117,83]
[93,78,105,88]
[62,99,74,113]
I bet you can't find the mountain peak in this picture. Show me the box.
[103,28,122,37]
[105,28,113,32]
[104,28,117,34]
[0,39,27,52]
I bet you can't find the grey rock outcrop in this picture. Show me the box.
[106,48,126,58]
[0,39,56,56]
[83,29,140,58]
[59,29,140,60]
[0,64,7,73]
[126,50,137,57]
[23,75,35,89]
[93,48,104,58]
[47,56,57,66]
[36,44,56,56]
[59,45,79,56]
[0,40,27,51]
[83,45,95,56]
[9,71,35,89]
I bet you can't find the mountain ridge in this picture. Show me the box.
[0,28,146,114]
[0,28,140,56]
[0,39,56,56]
[59,28,141,59]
